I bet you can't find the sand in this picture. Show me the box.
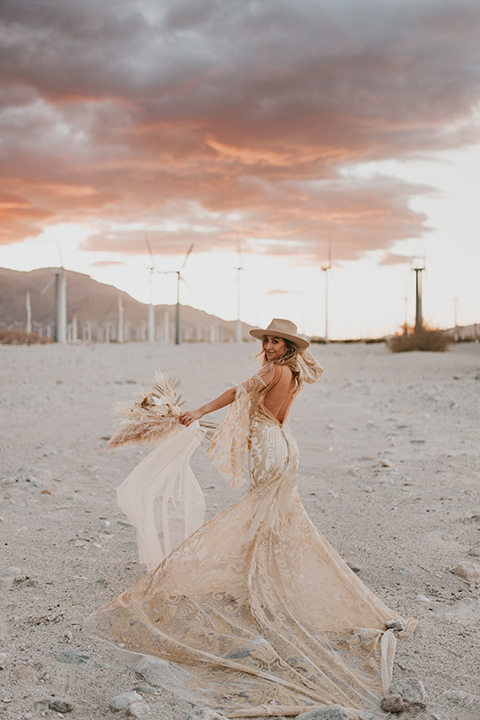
[1,340,479,720]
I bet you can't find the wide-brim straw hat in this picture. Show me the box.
[249,318,309,349]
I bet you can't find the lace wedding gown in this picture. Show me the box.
[87,360,410,719]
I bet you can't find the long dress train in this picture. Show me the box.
[86,364,410,719]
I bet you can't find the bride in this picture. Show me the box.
[87,319,411,719]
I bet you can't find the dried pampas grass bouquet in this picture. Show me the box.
[105,371,217,450]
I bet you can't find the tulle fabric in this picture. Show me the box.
[87,362,410,718]
[117,422,206,570]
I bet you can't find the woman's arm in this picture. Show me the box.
[179,387,237,426]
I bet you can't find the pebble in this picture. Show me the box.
[127,701,150,718]
[380,694,409,713]
[416,594,432,605]
[56,649,90,664]
[346,562,361,574]
[358,713,374,720]
[296,706,349,720]
[110,691,143,711]
[377,459,395,469]
[0,567,22,586]
[133,656,171,687]
[468,547,480,558]
[117,519,133,527]
[452,561,480,584]
[49,699,73,713]
[0,653,6,669]
[390,677,426,705]
[186,708,230,720]
[385,619,406,632]
[445,689,475,706]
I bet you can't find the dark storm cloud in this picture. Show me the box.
[1,0,479,259]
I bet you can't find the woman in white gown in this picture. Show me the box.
[87,319,411,719]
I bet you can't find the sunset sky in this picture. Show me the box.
[1,0,479,338]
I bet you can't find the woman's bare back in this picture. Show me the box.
[261,364,296,424]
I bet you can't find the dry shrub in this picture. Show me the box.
[387,326,453,353]
[0,328,53,345]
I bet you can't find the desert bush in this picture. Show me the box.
[387,326,453,353]
[0,328,53,345]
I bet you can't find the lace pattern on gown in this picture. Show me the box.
[207,373,267,488]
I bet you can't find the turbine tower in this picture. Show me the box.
[412,263,425,333]
[160,244,194,345]
[40,243,67,344]
[117,294,124,343]
[26,291,32,334]
[234,244,244,343]
[321,243,332,342]
[145,236,156,343]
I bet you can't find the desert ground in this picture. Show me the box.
[1,340,479,720]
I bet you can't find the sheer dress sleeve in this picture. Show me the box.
[207,369,272,488]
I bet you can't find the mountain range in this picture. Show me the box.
[0,267,253,342]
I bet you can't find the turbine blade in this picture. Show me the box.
[40,276,55,296]
[54,239,64,268]
[180,243,194,270]
[145,234,154,265]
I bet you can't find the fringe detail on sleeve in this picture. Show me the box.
[207,374,267,488]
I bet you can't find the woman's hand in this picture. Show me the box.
[179,409,204,426]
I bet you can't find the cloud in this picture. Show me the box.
[0,0,479,261]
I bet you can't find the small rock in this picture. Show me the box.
[452,561,480,584]
[380,694,409,713]
[127,701,150,718]
[33,699,50,712]
[363,486,373,493]
[468,547,480,558]
[385,619,406,632]
[0,653,7,669]
[445,689,475,706]
[377,459,395,468]
[110,691,143,712]
[410,439,426,444]
[296,705,349,720]
[358,713,374,720]
[346,561,362,574]
[100,519,111,529]
[416,594,432,605]
[0,567,23,586]
[0,566,22,578]
[186,708,230,720]
[56,649,90,664]
[117,519,133,527]
[133,684,159,695]
[64,631,73,643]
[391,677,426,705]
[133,656,170,686]
[49,699,73,713]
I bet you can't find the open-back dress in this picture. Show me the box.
[86,355,410,719]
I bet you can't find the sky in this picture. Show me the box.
[1,0,479,338]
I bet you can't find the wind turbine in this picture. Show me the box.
[145,236,156,343]
[40,242,67,343]
[321,243,332,342]
[412,258,426,333]
[26,291,32,334]
[160,244,194,345]
[234,244,244,342]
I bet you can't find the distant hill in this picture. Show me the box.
[0,267,254,342]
